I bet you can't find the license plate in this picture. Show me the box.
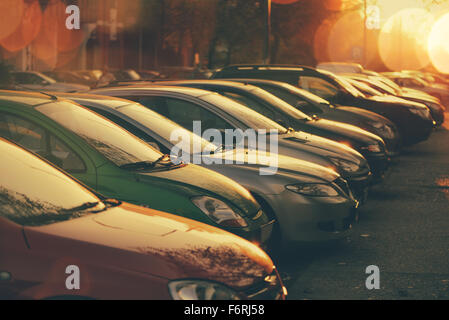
[260,222,274,243]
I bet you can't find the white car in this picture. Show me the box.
[12,71,90,93]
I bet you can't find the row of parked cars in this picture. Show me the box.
[1,62,446,300]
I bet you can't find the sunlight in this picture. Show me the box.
[428,12,449,74]
[378,8,434,71]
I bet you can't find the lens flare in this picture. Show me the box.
[378,8,434,71]
[428,13,449,74]
[0,0,42,52]
[326,11,376,64]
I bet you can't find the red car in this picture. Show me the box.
[0,138,286,300]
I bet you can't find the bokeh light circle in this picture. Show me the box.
[378,8,434,71]
[428,13,449,74]
[0,0,24,41]
[0,0,42,52]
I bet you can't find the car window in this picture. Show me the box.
[119,104,217,154]
[256,84,323,115]
[0,139,104,227]
[0,112,86,172]
[14,73,45,85]
[220,91,276,119]
[137,96,233,132]
[85,105,164,152]
[200,93,288,132]
[36,101,163,167]
[298,76,340,100]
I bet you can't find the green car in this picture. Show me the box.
[0,91,274,244]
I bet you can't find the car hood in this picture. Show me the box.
[207,148,340,183]
[279,131,365,164]
[24,203,273,289]
[336,106,394,123]
[401,88,440,102]
[367,95,428,110]
[308,118,383,145]
[137,164,259,217]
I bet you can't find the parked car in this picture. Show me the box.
[317,62,364,74]
[0,90,273,245]
[43,71,95,88]
[91,85,372,201]
[0,137,285,300]
[342,73,446,126]
[382,72,449,107]
[69,91,359,246]
[146,80,388,183]
[223,78,401,156]
[212,65,435,146]
[11,71,89,93]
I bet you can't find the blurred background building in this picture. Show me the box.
[1,0,449,74]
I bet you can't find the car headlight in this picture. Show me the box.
[191,196,248,228]
[409,107,432,120]
[361,143,382,153]
[329,157,360,174]
[169,280,241,300]
[286,183,339,197]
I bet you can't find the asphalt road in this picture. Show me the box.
[278,116,449,300]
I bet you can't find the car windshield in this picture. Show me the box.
[347,79,383,97]
[248,87,313,121]
[119,103,217,154]
[332,74,366,98]
[0,139,106,226]
[200,93,288,133]
[36,101,163,167]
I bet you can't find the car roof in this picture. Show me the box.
[93,85,216,98]
[151,79,263,90]
[216,64,316,72]
[0,90,58,107]
[53,92,134,109]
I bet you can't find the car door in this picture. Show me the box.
[0,112,97,189]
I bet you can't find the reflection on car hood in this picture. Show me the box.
[207,149,340,183]
[25,203,273,289]
[367,95,428,109]
[138,163,259,217]
[310,118,384,143]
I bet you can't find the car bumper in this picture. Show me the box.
[346,172,372,204]
[265,191,357,244]
[362,153,389,184]
[230,213,276,247]
[400,118,434,146]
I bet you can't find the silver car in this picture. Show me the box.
[61,93,359,247]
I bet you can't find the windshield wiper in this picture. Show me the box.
[63,201,104,213]
[119,154,176,170]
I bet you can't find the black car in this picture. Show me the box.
[342,73,446,127]
[224,78,401,156]
[213,65,435,147]
[147,80,389,181]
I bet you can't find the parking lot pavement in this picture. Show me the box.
[278,115,449,300]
